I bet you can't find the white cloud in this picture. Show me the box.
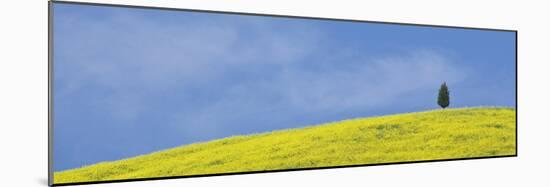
[56,10,467,126]
[277,50,467,112]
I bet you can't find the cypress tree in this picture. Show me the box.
[437,82,450,109]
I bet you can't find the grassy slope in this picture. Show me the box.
[54,107,516,183]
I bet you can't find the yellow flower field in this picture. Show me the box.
[54,107,516,184]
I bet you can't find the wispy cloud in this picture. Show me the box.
[56,8,467,127]
[278,50,467,111]
[55,9,324,123]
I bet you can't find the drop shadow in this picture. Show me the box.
[36,178,49,186]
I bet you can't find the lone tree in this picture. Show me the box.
[437,82,450,109]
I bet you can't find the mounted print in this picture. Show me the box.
[49,1,517,186]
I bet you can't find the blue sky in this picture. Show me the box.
[53,3,516,171]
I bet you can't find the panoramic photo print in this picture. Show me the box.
[51,2,516,185]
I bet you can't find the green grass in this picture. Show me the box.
[54,107,516,184]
